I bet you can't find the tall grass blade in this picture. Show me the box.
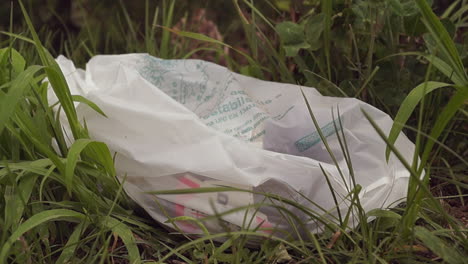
[419,88,468,170]
[71,95,107,117]
[321,0,332,80]
[361,109,459,238]
[160,0,175,58]
[100,216,141,264]
[414,226,465,264]
[3,174,37,232]
[18,1,82,139]
[159,26,259,67]
[65,139,106,196]
[56,222,90,264]
[0,209,85,263]
[386,81,451,160]
[415,0,468,85]
[0,65,42,135]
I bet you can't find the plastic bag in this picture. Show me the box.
[50,54,416,236]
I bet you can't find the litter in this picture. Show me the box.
[49,54,417,237]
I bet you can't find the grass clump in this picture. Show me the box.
[0,0,467,263]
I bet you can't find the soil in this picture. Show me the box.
[445,199,468,228]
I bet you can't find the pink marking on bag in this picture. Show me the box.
[256,216,273,233]
[173,176,203,233]
[175,203,185,216]
[179,177,200,188]
[174,203,200,233]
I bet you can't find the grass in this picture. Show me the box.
[0,0,467,263]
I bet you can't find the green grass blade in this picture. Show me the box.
[0,209,85,263]
[71,95,107,117]
[321,0,332,80]
[100,216,141,264]
[65,139,110,196]
[160,26,227,47]
[415,0,468,85]
[0,31,36,45]
[386,81,451,160]
[419,88,468,171]
[160,0,175,58]
[240,0,274,29]
[18,0,82,139]
[441,0,462,19]
[55,222,90,264]
[118,0,137,46]
[3,174,38,232]
[379,52,465,85]
[361,109,458,238]
[158,231,308,263]
[0,65,42,135]
[414,226,465,264]
[159,26,259,67]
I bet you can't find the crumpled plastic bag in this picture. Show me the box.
[50,54,416,236]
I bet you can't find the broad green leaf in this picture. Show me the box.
[100,216,141,264]
[414,226,464,264]
[0,209,85,263]
[276,22,305,45]
[305,14,325,51]
[0,47,26,76]
[386,81,451,160]
[276,22,309,56]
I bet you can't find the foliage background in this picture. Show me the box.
[0,0,466,263]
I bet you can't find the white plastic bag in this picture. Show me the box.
[50,54,416,236]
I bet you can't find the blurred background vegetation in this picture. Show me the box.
[0,1,466,262]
